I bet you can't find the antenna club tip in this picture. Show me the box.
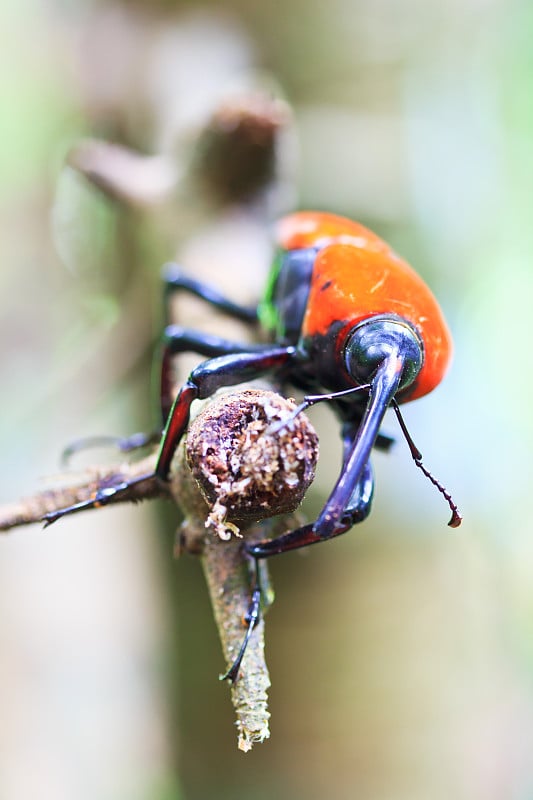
[448,511,462,528]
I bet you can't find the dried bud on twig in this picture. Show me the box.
[185,389,319,539]
[192,93,292,204]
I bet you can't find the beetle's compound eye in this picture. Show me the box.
[344,315,424,392]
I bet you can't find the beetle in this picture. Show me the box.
[44,210,461,679]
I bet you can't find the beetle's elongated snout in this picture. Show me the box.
[313,348,409,539]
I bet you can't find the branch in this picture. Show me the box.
[0,454,166,532]
[66,91,293,210]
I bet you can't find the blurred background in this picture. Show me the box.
[1,0,533,798]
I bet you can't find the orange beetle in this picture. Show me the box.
[45,210,460,682]
[268,211,453,402]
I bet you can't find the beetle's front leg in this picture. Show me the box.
[159,326,273,423]
[155,344,296,480]
[245,461,374,558]
[43,345,296,525]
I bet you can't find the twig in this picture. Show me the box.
[203,537,271,752]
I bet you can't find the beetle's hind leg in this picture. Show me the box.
[60,326,259,467]
[61,267,259,466]
[163,262,258,323]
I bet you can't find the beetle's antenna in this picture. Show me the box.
[267,384,371,436]
[391,400,462,527]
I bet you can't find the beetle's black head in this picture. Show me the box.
[344,314,424,395]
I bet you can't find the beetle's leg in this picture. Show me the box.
[163,262,258,323]
[219,558,263,683]
[161,263,258,419]
[61,328,262,464]
[220,556,275,683]
[160,326,271,422]
[155,345,296,480]
[244,461,374,558]
[340,417,394,455]
[340,420,361,465]
[43,345,296,524]
[61,431,161,466]
[225,425,373,677]
[246,352,406,558]
[62,267,258,464]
